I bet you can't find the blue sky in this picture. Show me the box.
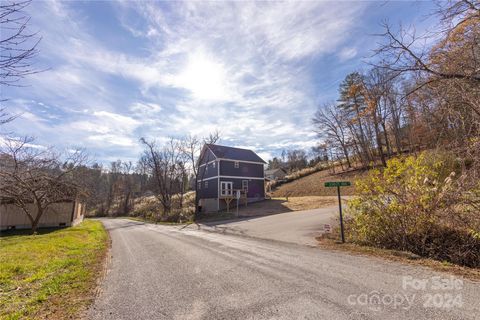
[2,0,437,163]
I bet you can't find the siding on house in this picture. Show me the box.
[197,144,266,213]
[219,177,265,199]
[201,148,216,165]
[219,160,264,177]
[198,160,218,179]
[198,177,219,199]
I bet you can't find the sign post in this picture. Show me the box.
[324,181,351,243]
[235,190,241,218]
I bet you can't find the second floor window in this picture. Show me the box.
[205,181,208,188]
[234,161,239,168]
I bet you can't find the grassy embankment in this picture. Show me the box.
[272,166,368,198]
[0,220,108,320]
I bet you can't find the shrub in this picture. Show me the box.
[346,151,480,267]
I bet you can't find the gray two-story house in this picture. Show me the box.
[197,144,266,212]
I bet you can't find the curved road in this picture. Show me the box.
[88,218,479,319]
[199,206,339,246]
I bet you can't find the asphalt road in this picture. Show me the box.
[200,206,339,246]
[89,219,480,320]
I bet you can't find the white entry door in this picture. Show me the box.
[220,181,233,196]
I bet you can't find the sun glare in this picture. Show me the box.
[175,51,230,101]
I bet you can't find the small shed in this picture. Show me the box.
[0,200,86,231]
[264,168,288,181]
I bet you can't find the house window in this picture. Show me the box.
[234,161,239,168]
[205,181,208,188]
[212,161,216,168]
[198,182,201,190]
[220,181,233,196]
[242,180,248,192]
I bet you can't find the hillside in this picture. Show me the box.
[272,168,368,197]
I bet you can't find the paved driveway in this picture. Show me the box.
[88,219,480,320]
[199,206,340,246]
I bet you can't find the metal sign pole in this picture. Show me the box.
[337,185,345,243]
[236,190,240,218]
[325,181,350,243]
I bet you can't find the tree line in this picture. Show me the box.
[312,1,479,171]
[1,0,478,233]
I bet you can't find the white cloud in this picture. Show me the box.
[129,102,162,114]
[338,47,358,61]
[4,0,376,163]
[68,111,140,147]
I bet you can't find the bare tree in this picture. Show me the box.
[119,161,135,215]
[312,104,352,168]
[140,137,185,220]
[0,0,41,86]
[181,130,220,219]
[362,68,399,167]
[285,149,308,172]
[373,1,480,91]
[1,1,43,125]
[0,136,88,233]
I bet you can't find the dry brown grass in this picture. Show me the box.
[272,168,368,197]
[316,236,480,282]
[270,196,341,211]
[131,192,195,222]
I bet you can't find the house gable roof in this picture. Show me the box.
[206,144,266,163]
[264,168,287,175]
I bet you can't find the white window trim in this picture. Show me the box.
[199,176,220,182]
[242,180,248,192]
[199,159,217,168]
[220,181,233,196]
[199,158,265,167]
[221,158,264,165]
[200,175,264,181]
[220,175,264,180]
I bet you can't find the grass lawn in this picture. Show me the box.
[0,220,108,320]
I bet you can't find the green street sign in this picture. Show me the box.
[324,181,351,243]
[324,181,351,187]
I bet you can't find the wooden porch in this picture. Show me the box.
[219,189,248,213]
